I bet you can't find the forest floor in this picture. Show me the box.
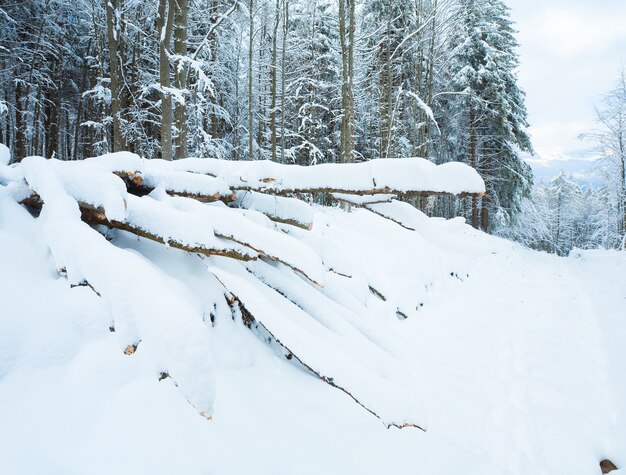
[0,187,625,475]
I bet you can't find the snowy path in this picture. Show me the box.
[400,241,623,475]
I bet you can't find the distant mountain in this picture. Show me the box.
[523,149,607,188]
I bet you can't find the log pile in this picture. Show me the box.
[1,151,484,430]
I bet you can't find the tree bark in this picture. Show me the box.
[104,0,128,152]
[14,80,26,161]
[469,106,479,228]
[270,0,280,162]
[248,0,254,161]
[280,0,288,163]
[339,0,355,163]
[174,0,188,159]
[157,0,176,161]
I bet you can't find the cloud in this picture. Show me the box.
[536,6,626,58]
[507,0,626,177]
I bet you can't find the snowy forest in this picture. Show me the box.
[1,0,624,254]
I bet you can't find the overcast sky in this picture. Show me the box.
[506,0,626,180]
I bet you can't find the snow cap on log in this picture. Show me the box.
[163,157,485,196]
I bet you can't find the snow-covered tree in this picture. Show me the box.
[438,0,532,231]
[581,70,626,249]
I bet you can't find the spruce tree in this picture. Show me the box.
[442,0,533,232]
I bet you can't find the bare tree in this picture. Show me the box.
[581,70,626,247]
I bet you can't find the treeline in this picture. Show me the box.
[504,74,626,253]
[1,0,532,232]
[501,173,624,255]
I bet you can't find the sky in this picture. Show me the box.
[506,0,626,183]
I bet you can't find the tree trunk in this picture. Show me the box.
[619,132,626,248]
[480,193,489,232]
[14,80,26,161]
[248,0,254,161]
[157,0,176,161]
[269,0,280,162]
[105,0,127,152]
[45,54,62,159]
[174,0,188,160]
[280,0,288,163]
[380,9,392,158]
[469,106,479,228]
[339,0,355,163]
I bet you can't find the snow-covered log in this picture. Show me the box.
[86,152,237,203]
[234,190,316,229]
[19,156,217,418]
[165,196,325,286]
[4,151,487,431]
[210,259,426,430]
[161,157,485,196]
[83,195,258,262]
[331,192,396,206]
[365,200,430,231]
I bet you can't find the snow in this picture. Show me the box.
[17,156,217,419]
[125,194,256,259]
[235,190,316,229]
[143,168,232,198]
[210,258,426,428]
[85,151,145,174]
[164,195,326,285]
[0,142,10,166]
[0,143,21,186]
[164,156,486,195]
[365,198,431,230]
[331,192,396,205]
[49,159,129,221]
[1,153,625,474]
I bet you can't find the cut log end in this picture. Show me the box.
[124,343,138,355]
[600,459,618,474]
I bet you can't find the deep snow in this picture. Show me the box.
[0,180,625,474]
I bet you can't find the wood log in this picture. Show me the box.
[212,230,322,286]
[234,185,482,199]
[234,190,314,230]
[222,289,425,432]
[166,157,485,198]
[114,170,237,203]
[21,191,320,285]
[331,192,396,206]
[364,204,416,231]
[79,204,256,261]
[20,193,256,262]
